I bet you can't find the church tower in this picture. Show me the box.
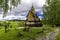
[25,6,43,27]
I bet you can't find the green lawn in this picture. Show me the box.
[0,21,56,40]
[0,27,55,40]
[56,29,60,40]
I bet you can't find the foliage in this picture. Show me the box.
[0,21,25,29]
[43,0,60,25]
[56,30,60,40]
[0,27,55,40]
[0,0,20,17]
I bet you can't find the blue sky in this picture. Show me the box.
[0,0,46,20]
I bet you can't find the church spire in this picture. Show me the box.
[31,5,34,10]
[25,5,43,27]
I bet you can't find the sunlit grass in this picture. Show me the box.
[0,26,55,40]
[56,30,60,40]
[0,21,56,40]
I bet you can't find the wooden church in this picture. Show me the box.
[25,6,43,27]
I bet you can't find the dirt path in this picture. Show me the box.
[37,28,59,40]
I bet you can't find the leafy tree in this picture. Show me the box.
[3,0,9,17]
[43,0,60,26]
[0,0,20,17]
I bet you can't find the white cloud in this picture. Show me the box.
[0,14,3,20]
[0,0,46,20]
[21,0,32,4]
[33,0,46,7]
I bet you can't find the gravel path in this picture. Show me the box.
[37,28,59,40]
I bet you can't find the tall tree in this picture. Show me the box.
[43,0,60,26]
[0,0,20,17]
[3,0,9,17]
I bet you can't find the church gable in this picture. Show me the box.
[25,6,43,27]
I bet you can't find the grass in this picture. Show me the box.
[55,29,60,40]
[0,26,55,40]
[0,21,56,40]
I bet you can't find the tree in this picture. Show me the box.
[43,0,60,26]
[0,0,20,17]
